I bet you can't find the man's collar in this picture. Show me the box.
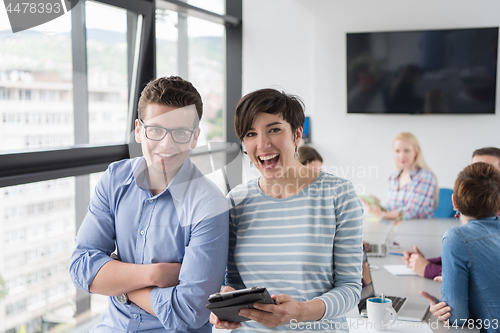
[131,157,195,200]
[168,157,196,201]
[132,158,150,190]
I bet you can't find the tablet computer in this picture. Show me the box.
[206,286,276,322]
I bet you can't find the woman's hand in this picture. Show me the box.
[238,294,324,328]
[402,245,429,277]
[402,252,412,267]
[360,197,383,217]
[209,286,242,330]
[419,291,451,323]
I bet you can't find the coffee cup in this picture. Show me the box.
[366,297,397,331]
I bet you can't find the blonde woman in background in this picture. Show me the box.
[363,132,438,220]
[298,145,323,170]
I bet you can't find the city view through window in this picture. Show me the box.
[0,0,226,331]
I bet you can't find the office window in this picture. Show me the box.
[0,174,108,333]
[156,8,178,78]
[155,1,231,196]
[188,16,225,143]
[187,0,225,15]
[0,0,139,153]
[156,2,225,144]
[86,1,129,145]
[0,15,74,153]
[0,0,240,331]
[0,178,74,331]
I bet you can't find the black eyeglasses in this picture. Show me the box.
[138,118,197,144]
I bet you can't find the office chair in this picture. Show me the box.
[434,188,455,218]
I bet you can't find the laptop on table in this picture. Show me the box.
[363,220,399,257]
[358,250,429,322]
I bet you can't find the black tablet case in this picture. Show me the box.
[206,288,275,322]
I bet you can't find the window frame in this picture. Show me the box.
[0,0,242,188]
[0,0,242,325]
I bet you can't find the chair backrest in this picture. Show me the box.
[434,188,455,218]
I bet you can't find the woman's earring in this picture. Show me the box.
[455,210,460,219]
[243,150,254,168]
[294,146,299,160]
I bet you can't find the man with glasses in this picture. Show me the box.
[70,76,229,332]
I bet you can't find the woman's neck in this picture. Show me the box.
[401,165,415,174]
[259,164,320,199]
[460,214,475,225]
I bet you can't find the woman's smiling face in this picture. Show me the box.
[393,139,417,170]
[243,112,302,179]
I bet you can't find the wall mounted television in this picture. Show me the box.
[346,27,498,114]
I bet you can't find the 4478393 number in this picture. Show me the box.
[6,2,62,14]
[446,319,498,330]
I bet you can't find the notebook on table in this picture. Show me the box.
[358,250,430,322]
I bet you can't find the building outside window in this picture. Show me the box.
[0,0,240,332]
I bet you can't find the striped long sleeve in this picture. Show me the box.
[315,179,364,319]
[225,173,364,332]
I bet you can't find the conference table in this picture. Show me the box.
[213,217,479,332]
[349,217,480,333]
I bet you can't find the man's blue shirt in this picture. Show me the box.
[70,157,229,332]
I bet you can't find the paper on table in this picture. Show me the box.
[347,318,433,332]
[384,265,418,276]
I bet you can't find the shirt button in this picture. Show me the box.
[149,199,153,203]
[133,314,138,319]
[140,230,145,235]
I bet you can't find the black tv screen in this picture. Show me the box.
[346,27,498,114]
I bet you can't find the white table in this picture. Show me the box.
[352,217,479,332]
[214,218,476,332]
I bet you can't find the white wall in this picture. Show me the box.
[242,0,500,201]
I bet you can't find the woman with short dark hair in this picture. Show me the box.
[421,162,500,331]
[210,88,364,332]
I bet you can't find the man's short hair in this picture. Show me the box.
[234,88,305,142]
[454,162,500,219]
[472,147,500,161]
[138,76,203,121]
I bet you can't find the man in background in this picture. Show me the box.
[403,146,500,279]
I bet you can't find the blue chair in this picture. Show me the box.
[434,188,455,218]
